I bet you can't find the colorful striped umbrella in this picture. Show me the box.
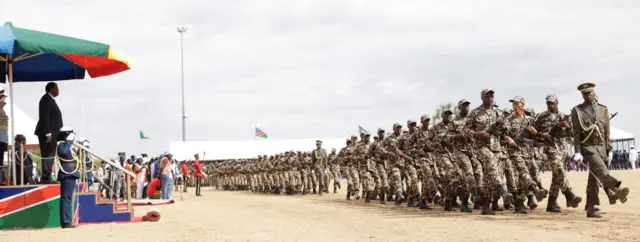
[0,21,131,186]
[0,21,130,82]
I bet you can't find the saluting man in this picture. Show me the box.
[56,127,80,228]
[571,82,630,218]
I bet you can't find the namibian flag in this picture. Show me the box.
[255,127,268,139]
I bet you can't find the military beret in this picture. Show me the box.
[578,82,595,93]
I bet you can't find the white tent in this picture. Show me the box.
[170,138,348,160]
[5,99,38,146]
[610,126,634,142]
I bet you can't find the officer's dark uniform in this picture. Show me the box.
[56,129,80,228]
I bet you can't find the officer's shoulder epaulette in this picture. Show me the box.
[597,103,607,108]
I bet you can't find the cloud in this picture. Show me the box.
[2,0,640,156]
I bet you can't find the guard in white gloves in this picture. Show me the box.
[571,82,630,218]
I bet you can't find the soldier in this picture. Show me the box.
[431,109,461,211]
[374,128,390,204]
[383,123,411,205]
[56,127,80,229]
[355,133,375,202]
[503,96,549,214]
[328,148,340,193]
[311,140,328,196]
[400,120,421,207]
[534,94,582,213]
[465,88,514,215]
[570,83,629,218]
[450,99,476,212]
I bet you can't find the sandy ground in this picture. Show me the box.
[3,170,640,242]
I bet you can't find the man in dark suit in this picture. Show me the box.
[34,82,63,184]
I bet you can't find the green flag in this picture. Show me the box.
[358,125,369,134]
[139,130,150,139]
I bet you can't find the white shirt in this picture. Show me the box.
[629,149,638,162]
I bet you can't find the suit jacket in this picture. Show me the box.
[570,101,611,155]
[311,148,328,168]
[34,93,63,137]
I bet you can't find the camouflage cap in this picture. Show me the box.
[316,140,322,144]
[458,99,471,107]
[545,94,558,103]
[525,107,536,114]
[393,122,402,128]
[407,119,417,125]
[509,95,525,104]
[481,88,495,96]
[442,109,453,115]
[420,114,430,121]
[377,127,385,132]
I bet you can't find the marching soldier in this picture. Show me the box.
[311,140,328,196]
[571,82,629,218]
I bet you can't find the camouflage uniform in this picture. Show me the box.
[535,94,582,212]
[465,89,513,215]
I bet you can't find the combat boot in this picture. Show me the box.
[530,184,548,202]
[514,199,528,214]
[614,187,630,204]
[562,189,582,208]
[491,197,504,212]
[419,198,432,210]
[498,184,513,206]
[460,196,472,213]
[395,192,405,206]
[444,198,453,211]
[452,196,461,209]
[365,191,371,203]
[546,196,561,213]
[527,194,538,210]
[380,191,387,204]
[318,188,323,196]
[433,195,441,205]
[586,205,601,218]
[355,190,361,200]
[480,198,496,215]
[346,190,351,200]
[333,186,337,194]
[312,187,317,194]
[387,192,394,202]
[503,192,515,210]
[411,194,422,207]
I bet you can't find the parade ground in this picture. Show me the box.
[3,171,639,242]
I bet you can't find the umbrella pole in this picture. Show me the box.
[7,54,16,186]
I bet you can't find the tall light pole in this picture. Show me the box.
[177,27,187,142]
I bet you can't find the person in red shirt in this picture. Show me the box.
[146,178,161,199]
[193,153,204,196]
[181,161,189,193]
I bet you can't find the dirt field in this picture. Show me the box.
[3,170,639,242]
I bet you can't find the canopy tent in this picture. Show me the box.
[170,138,348,161]
[5,98,38,146]
[610,126,634,142]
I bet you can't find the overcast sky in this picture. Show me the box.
[1,0,639,156]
